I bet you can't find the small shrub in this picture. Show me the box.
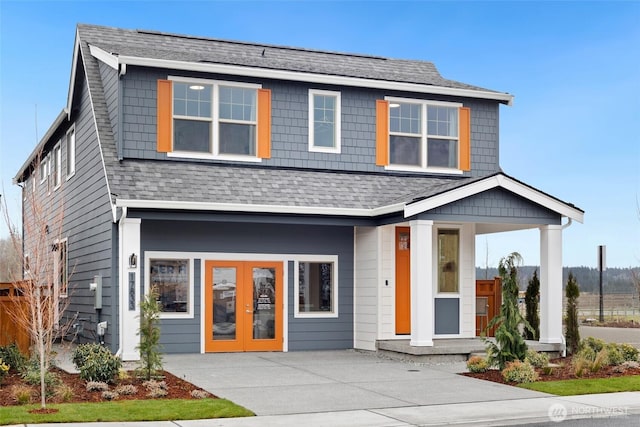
[118,368,130,380]
[191,389,209,399]
[542,365,555,375]
[618,344,639,362]
[525,350,549,368]
[580,337,606,353]
[0,343,27,373]
[621,360,639,369]
[147,387,168,398]
[605,344,624,366]
[115,384,137,395]
[21,360,60,394]
[572,354,591,377]
[11,385,32,405]
[577,346,596,362]
[73,344,122,383]
[54,384,74,402]
[0,358,9,384]
[101,390,119,401]
[466,356,490,373]
[590,349,609,373]
[143,379,167,390]
[86,381,109,392]
[501,360,538,384]
[612,364,627,374]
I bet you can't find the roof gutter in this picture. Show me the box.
[115,198,405,218]
[87,45,514,106]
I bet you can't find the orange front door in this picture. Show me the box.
[476,277,502,337]
[204,261,283,352]
[395,227,411,335]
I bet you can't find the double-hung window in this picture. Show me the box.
[377,98,470,172]
[53,238,68,297]
[52,144,62,189]
[309,89,341,153]
[66,126,76,179]
[158,78,270,161]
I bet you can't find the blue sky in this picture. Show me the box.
[0,1,638,268]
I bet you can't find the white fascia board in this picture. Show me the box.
[115,198,404,218]
[66,34,81,119]
[117,55,514,106]
[89,44,119,70]
[404,174,584,223]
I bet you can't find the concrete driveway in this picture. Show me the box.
[163,350,547,416]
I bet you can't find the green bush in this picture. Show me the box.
[466,356,490,373]
[577,345,596,362]
[580,337,606,353]
[0,343,27,373]
[525,350,549,368]
[501,360,538,384]
[618,343,639,362]
[605,343,624,366]
[590,348,609,373]
[72,343,122,383]
[21,359,60,394]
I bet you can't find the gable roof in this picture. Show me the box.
[76,24,513,106]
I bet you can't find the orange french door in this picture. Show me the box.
[204,261,283,352]
[395,227,411,335]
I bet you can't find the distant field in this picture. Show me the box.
[570,293,640,321]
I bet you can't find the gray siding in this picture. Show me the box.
[98,61,119,154]
[419,188,561,224]
[139,220,354,352]
[119,67,500,176]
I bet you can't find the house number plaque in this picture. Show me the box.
[128,272,136,311]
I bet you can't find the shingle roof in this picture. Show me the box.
[76,24,503,94]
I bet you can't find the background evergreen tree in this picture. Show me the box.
[565,272,580,354]
[524,270,540,340]
[484,252,532,369]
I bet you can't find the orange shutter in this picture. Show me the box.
[459,107,471,171]
[376,100,389,166]
[157,80,172,153]
[257,89,272,159]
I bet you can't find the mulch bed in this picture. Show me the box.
[462,355,640,385]
[0,367,214,406]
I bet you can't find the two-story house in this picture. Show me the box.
[15,24,583,360]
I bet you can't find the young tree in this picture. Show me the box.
[565,272,580,355]
[2,154,72,409]
[136,286,163,380]
[484,252,532,369]
[523,270,540,340]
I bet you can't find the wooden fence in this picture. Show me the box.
[0,282,30,354]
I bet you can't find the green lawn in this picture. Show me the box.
[0,398,254,425]
[519,375,640,396]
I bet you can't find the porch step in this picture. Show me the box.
[469,352,488,359]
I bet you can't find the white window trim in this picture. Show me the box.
[434,226,462,297]
[294,255,339,318]
[145,251,195,319]
[54,238,68,298]
[168,76,263,162]
[66,125,76,180]
[384,96,463,174]
[308,89,341,154]
[40,156,48,184]
[53,143,62,190]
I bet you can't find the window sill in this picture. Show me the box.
[294,311,339,319]
[159,312,194,320]
[309,145,341,154]
[384,165,464,175]
[167,152,263,163]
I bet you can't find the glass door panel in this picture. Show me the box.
[252,267,276,340]
[212,267,237,341]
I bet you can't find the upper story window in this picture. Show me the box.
[376,98,471,173]
[52,143,62,189]
[53,239,68,297]
[39,156,48,185]
[157,78,271,162]
[66,127,76,179]
[308,89,341,153]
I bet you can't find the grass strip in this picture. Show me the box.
[0,398,254,425]
[519,375,640,396]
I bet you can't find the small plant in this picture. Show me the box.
[501,360,538,384]
[86,381,109,392]
[0,358,9,384]
[11,384,32,405]
[621,360,639,369]
[525,350,549,368]
[147,387,168,398]
[572,354,591,377]
[0,343,27,373]
[144,378,168,398]
[136,287,164,380]
[54,384,74,402]
[466,356,490,373]
[542,365,555,375]
[73,343,122,383]
[118,368,131,380]
[564,272,580,354]
[590,348,609,373]
[115,384,138,395]
[618,343,639,362]
[580,337,606,353]
[101,390,119,401]
[21,359,60,394]
[605,343,624,366]
[191,389,210,399]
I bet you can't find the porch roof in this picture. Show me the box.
[111,159,583,223]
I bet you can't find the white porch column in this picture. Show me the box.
[119,217,141,361]
[539,224,563,344]
[410,220,434,347]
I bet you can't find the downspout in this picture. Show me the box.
[114,206,127,358]
[559,217,572,357]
